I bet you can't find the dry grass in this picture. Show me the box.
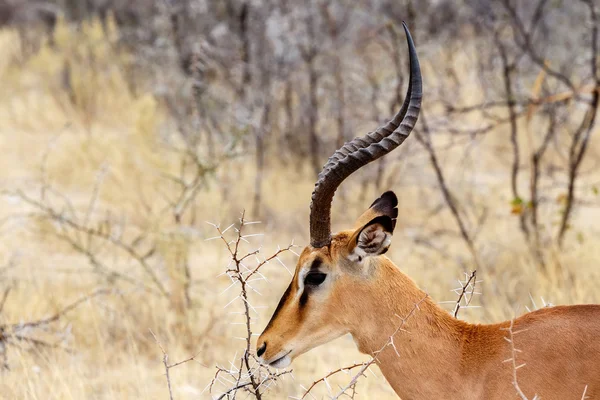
[1,19,599,400]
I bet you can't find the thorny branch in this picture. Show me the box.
[213,367,291,400]
[501,319,537,400]
[452,270,479,318]
[206,212,295,399]
[298,363,366,399]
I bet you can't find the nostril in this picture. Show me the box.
[257,342,267,357]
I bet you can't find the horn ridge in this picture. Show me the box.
[309,22,422,248]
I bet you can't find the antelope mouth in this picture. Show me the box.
[267,351,292,369]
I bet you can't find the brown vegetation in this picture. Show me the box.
[0,1,599,398]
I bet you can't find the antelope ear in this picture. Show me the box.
[353,191,398,232]
[347,191,398,262]
[347,215,395,262]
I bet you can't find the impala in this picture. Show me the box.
[257,23,600,399]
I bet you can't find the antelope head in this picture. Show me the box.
[256,22,422,369]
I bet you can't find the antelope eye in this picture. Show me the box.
[304,272,327,286]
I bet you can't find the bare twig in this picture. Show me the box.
[452,270,478,318]
[5,289,111,331]
[14,189,167,297]
[151,330,175,400]
[299,363,366,399]
[206,213,295,398]
[0,287,11,315]
[415,113,481,270]
[501,0,577,94]
[527,102,558,268]
[557,0,599,246]
[150,329,202,400]
[0,289,111,369]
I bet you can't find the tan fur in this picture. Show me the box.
[258,201,600,399]
[352,206,384,231]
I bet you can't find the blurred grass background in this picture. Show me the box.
[0,1,599,398]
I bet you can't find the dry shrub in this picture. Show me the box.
[0,3,599,399]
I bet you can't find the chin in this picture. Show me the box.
[269,354,292,369]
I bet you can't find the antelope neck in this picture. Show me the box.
[345,258,475,399]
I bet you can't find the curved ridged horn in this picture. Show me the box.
[309,22,422,248]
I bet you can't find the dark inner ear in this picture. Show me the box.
[356,215,394,244]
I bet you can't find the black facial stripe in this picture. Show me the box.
[299,290,309,307]
[264,282,293,331]
[309,258,322,272]
[299,258,324,309]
